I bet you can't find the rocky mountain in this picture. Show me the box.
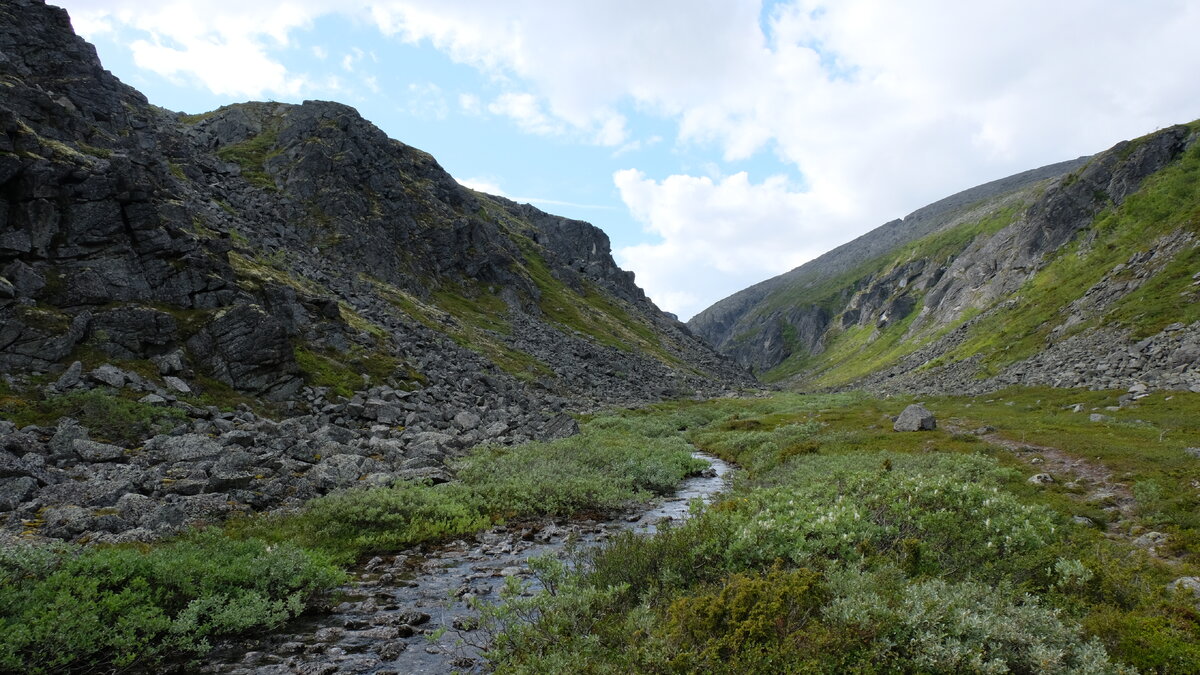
[0,0,748,542]
[690,121,1200,395]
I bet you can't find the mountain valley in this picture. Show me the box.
[1,1,1199,673]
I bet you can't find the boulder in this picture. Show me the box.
[185,304,302,399]
[0,476,38,511]
[146,433,224,463]
[893,404,936,432]
[49,418,89,459]
[1168,577,1200,600]
[89,364,128,388]
[453,411,481,431]
[72,439,125,463]
[162,376,191,394]
[51,360,83,391]
[152,349,186,375]
[541,413,580,440]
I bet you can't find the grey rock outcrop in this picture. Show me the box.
[893,404,936,432]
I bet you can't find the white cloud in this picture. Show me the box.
[129,35,308,99]
[311,45,328,60]
[458,92,482,116]
[487,92,563,137]
[57,0,344,99]
[405,82,449,119]
[614,169,836,319]
[356,0,1200,315]
[340,48,360,72]
[455,176,507,196]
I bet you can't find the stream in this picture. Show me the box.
[196,452,733,674]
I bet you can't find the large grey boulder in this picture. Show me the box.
[893,404,936,432]
[0,476,38,511]
[1168,577,1200,600]
[51,360,83,392]
[88,364,129,388]
[453,411,481,431]
[146,433,224,463]
[72,439,125,463]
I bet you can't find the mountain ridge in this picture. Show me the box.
[0,0,749,545]
[689,122,1200,395]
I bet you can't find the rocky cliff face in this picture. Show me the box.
[0,0,749,543]
[690,122,1200,395]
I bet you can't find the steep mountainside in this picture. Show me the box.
[690,123,1200,395]
[0,0,747,542]
[689,158,1088,372]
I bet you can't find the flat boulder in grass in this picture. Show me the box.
[894,404,936,432]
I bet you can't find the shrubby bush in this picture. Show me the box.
[457,427,705,516]
[719,453,1060,576]
[250,481,491,561]
[821,566,1128,674]
[0,531,342,672]
[482,450,1141,673]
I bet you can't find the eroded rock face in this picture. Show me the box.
[0,0,752,542]
[0,0,747,406]
[186,305,302,399]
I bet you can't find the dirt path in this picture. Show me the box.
[941,420,1177,559]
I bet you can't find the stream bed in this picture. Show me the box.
[196,452,733,674]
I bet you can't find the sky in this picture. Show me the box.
[52,1,1200,321]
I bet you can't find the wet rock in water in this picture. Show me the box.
[397,611,431,626]
[377,641,407,660]
[893,404,936,431]
[294,663,337,675]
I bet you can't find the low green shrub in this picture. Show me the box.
[456,428,705,517]
[579,513,736,605]
[715,452,1059,578]
[242,482,489,562]
[661,566,827,673]
[0,531,342,672]
[2,390,189,445]
[821,567,1127,674]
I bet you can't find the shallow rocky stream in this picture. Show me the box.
[191,452,733,674]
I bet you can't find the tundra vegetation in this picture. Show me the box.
[481,389,1200,673]
[3,387,1197,672]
